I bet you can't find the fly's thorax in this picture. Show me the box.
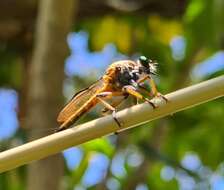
[106,59,156,89]
[111,60,137,68]
[113,65,140,88]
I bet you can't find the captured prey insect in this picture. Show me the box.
[56,56,168,132]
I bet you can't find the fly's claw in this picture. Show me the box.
[111,111,122,135]
[156,92,168,103]
[145,98,157,109]
[112,110,123,128]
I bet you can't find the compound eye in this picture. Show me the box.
[139,56,149,67]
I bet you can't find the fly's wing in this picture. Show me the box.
[57,79,104,124]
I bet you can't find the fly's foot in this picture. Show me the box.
[114,131,119,135]
[112,110,121,135]
[112,110,123,128]
[156,92,168,103]
[145,98,157,109]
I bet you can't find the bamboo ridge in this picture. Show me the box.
[0,76,224,173]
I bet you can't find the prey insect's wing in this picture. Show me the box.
[57,79,104,124]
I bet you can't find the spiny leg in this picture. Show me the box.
[96,91,126,115]
[137,76,168,102]
[97,93,130,136]
[148,77,168,102]
[101,94,129,115]
[96,94,122,128]
[122,85,157,108]
[138,84,153,97]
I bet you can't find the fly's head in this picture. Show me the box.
[138,56,157,75]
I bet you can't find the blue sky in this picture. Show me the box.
[192,51,224,78]
[0,89,18,140]
[65,31,127,77]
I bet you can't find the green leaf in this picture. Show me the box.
[184,0,205,23]
[82,138,115,158]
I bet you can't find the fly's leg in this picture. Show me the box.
[96,91,126,115]
[101,94,129,115]
[96,93,123,128]
[122,85,157,108]
[97,97,121,128]
[148,77,168,102]
[137,76,168,102]
[138,84,153,97]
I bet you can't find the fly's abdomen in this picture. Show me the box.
[56,97,97,132]
[56,79,105,132]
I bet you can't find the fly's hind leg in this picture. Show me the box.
[101,94,129,115]
[96,93,123,128]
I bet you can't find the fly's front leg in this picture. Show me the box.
[148,76,168,102]
[138,84,153,97]
[138,76,168,102]
[122,85,157,108]
[137,76,154,97]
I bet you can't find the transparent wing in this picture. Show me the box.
[57,79,104,124]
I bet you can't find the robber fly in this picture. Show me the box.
[56,56,167,132]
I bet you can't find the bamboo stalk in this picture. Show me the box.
[0,76,224,173]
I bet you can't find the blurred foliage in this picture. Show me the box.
[0,0,224,190]
[83,138,115,158]
[0,48,23,88]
